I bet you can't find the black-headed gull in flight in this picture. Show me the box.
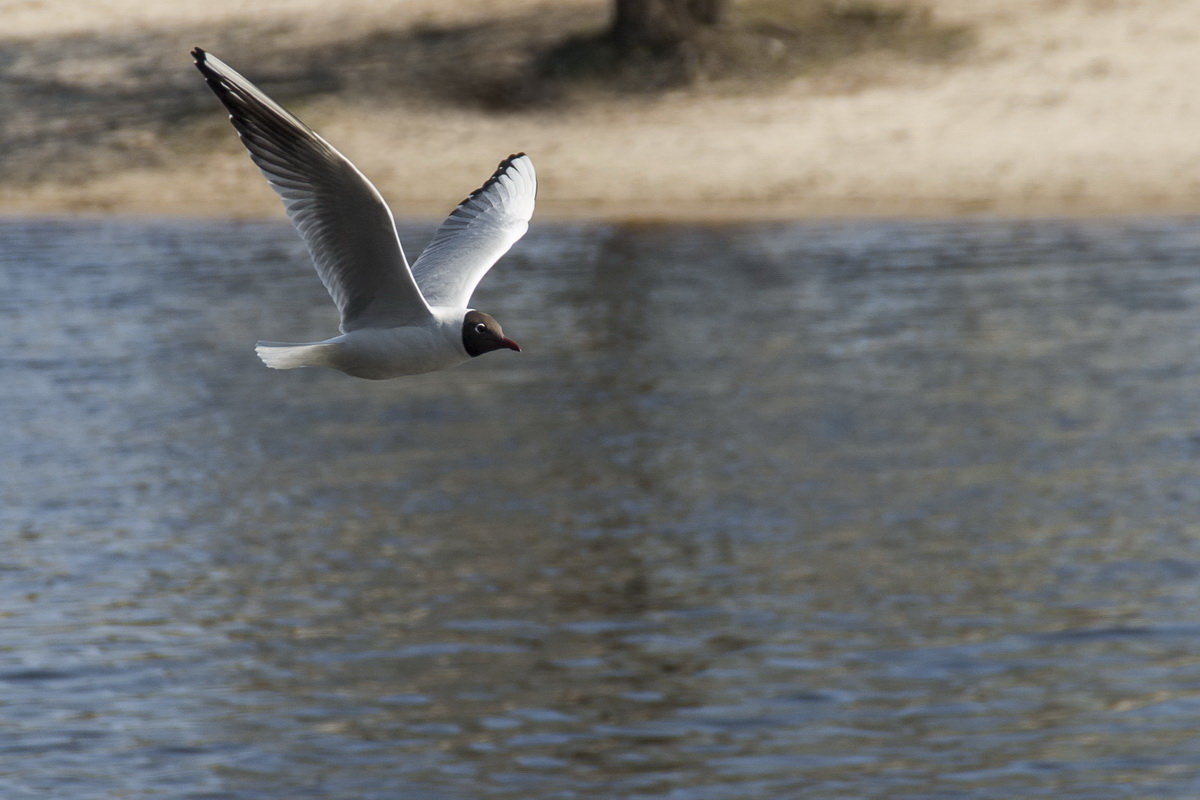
[192,48,533,379]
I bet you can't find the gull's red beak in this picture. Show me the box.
[501,337,522,352]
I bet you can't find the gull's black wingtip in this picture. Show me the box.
[495,153,528,173]
[191,47,207,64]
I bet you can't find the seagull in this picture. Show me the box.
[191,47,533,379]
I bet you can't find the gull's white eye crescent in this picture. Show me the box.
[475,322,487,334]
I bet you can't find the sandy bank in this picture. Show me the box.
[1,0,1199,221]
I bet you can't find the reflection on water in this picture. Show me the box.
[5,216,1200,798]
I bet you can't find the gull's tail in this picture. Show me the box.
[254,341,338,371]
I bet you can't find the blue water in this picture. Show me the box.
[4,216,1200,798]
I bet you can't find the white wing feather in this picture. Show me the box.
[412,154,536,309]
[193,48,431,331]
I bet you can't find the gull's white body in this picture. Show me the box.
[192,48,535,379]
[257,306,470,380]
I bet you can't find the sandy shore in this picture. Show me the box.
[2,0,1199,221]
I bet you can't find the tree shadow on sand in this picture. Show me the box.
[299,0,973,111]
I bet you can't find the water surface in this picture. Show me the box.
[4,216,1200,798]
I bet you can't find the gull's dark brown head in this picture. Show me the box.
[462,310,521,357]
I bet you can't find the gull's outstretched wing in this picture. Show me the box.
[412,154,536,309]
[192,48,430,330]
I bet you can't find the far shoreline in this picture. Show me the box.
[4,194,1200,225]
[2,2,1198,231]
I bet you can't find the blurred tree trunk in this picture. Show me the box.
[610,0,728,52]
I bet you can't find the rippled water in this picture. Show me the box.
[5,216,1200,798]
